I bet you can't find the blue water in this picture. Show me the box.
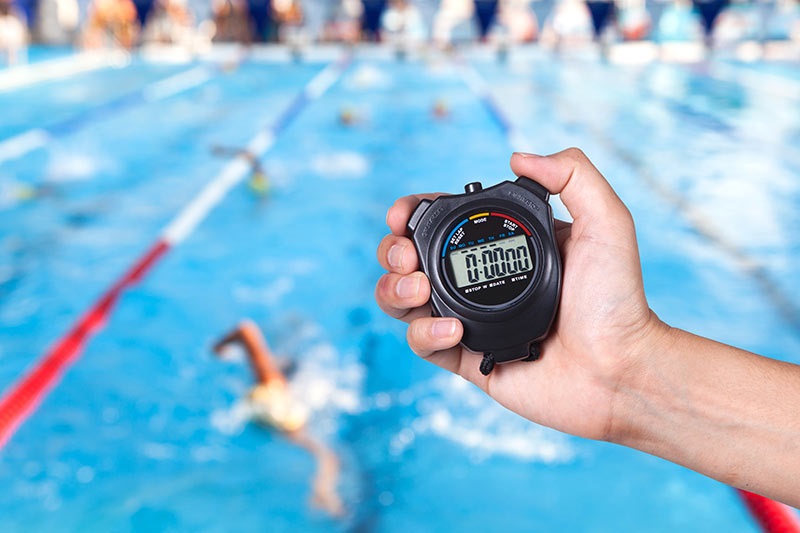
[1,47,799,531]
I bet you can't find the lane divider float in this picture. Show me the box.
[0,50,128,93]
[0,54,352,449]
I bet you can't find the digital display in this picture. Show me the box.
[448,234,533,288]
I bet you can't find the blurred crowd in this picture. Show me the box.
[1,0,799,65]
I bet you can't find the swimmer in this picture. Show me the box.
[13,184,38,202]
[431,98,449,119]
[210,145,270,197]
[0,0,27,65]
[1,181,58,206]
[338,106,360,126]
[213,320,344,517]
[82,0,139,49]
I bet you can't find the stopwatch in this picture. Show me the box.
[407,178,562,375]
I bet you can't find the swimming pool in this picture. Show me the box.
[1,44,799,531]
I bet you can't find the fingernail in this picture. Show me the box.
[388,244,404,269]
[513,152,538,158]
[396,275,420,299]
[432,319,457,339]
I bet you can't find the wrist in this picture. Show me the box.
[603,310,676,446]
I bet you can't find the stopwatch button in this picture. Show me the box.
[515,176,550,202]
[465,182,483,194]
[406,199,432,233]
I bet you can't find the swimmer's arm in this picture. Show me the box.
[287,431,343,516]
[611,327,800,508]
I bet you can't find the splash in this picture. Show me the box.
[310,151,371,180]
[345,64,392,90]
[290,343,365,418]
[392,374,574,463]
[210,399,256,435]
[46,151,99,182]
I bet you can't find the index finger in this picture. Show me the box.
[386,193,445,236]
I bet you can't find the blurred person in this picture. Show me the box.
[540,0,593,49]
[0,0,27,65]
[245,0,270,41]
[361,0,387,41]
[711,0,764,57]
[655,0,703,42]
[375,148,800,509]
[210,145,270,197]
[0,181,58,208]
[692,0,730,47]
[82,0,140,49]
[212,0,252,43]
[271,0,304,44]
[140,0,193,44]
[764,0,800,42]
[474,0,499,42]
[615,0,650,41]
[432,0,474,47]
[213,320,344,517]
[35,0,80,45]
[496,0,538,43]
[320,0,361,42]
[380,0,426,44]
[132,0,155,29]
[338,104,366,126]
[752,0,800,59]
[431,97,449,119]
[585,0,614,43]
[245,0,304,43]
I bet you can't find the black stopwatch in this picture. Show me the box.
[407,178,562,375]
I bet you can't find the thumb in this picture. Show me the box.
[510,148,631,232]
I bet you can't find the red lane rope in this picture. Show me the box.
[0,240,169,447]
[738,490,800,533]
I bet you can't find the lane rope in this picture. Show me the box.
[458,57,800,533]
[0,54,351,449]
[0,64,216,165]
[0,50,127,93]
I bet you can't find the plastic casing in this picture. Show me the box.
[407,178,562,363]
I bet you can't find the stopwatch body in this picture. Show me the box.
[407,178,562,374]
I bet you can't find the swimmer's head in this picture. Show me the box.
[339,107,358,126]
[248,171,270,197]
[14,185,38,202]
[432,99,449,119]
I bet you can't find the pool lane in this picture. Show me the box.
[1,50,798,532]
[0,59,189,140]
[0,60,330,393]
[0,54,547,532]
[472,52,800,350]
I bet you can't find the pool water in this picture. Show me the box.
[1,46,798,531]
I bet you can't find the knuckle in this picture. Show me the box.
[375,273,394,300]
[561,147,588,165]
[406,321,429,355]
[376,235,391,263]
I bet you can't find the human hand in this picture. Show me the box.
[375,148,668,442]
